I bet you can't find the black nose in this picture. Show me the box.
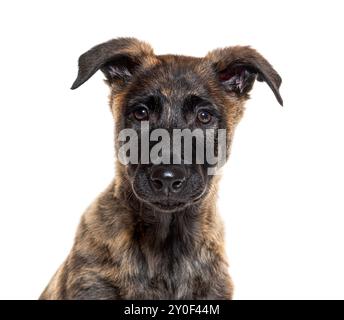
[150,165,186,194]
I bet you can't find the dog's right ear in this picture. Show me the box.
[71,38,155,90]
[206,46,283,106]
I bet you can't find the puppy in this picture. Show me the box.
[40,38,282,300]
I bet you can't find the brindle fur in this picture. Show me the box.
[40,38,282,300]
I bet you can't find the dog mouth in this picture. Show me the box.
[150,200,187,212]
[132,185,207,213]
[131,170,207,212]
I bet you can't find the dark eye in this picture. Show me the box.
[133,106,149,121]
[197,109,212,124]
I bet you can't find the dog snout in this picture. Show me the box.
[150,165,186,195]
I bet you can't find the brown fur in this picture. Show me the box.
[40,38,282,300]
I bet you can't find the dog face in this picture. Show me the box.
[118,56,223,212]
[71,38,282,212]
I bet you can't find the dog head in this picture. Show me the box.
[71,38,282,212]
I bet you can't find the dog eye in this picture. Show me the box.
[133,106,149,121]
[197,109,212,124]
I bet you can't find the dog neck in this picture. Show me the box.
[111,168,221,251]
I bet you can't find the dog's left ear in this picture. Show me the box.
[71,37,155,90]
[206,46,283,106]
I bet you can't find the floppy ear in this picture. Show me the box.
[206,46,283,106]
[71,37,154,90]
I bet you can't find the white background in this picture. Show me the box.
[0,0,343,300]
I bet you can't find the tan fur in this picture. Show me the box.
[40,38,281,300]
